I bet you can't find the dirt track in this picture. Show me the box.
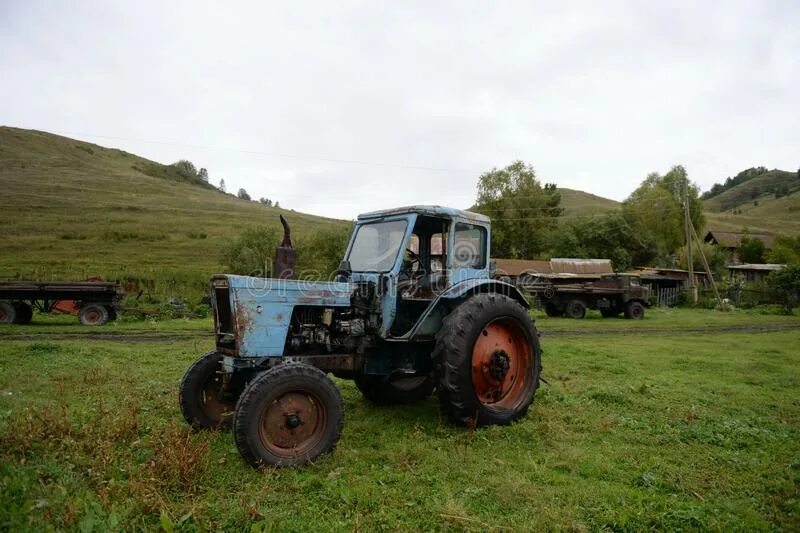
[1,322,798,343]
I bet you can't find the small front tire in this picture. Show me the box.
[564,299,587,319]
[179,351,236,429]
[13,302,33,324]
[233,364,344,468]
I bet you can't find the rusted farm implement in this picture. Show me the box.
[180,209,543,467]
[0,281,122,325]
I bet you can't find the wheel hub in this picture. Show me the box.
[488,350,510,381]
[260,391,324,454]
[285,413,302,429]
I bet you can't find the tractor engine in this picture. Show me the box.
[285,282,380,355]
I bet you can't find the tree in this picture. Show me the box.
[766,235,800,264]
[766,265,800,310]
[472,161,563,258]
[237,188,251,201]
[622,165,704,259]
[198,168,209,182]
[171,160,198,181]
[219,179,226,193]
[295,226,352,278]
[549,213,657,271]
[259,197,273,207]
[275,201,280,208]
[738,232,766,263]
[220,227,278,275]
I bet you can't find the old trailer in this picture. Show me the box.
[0,281,123,325]
[529,274,650,319]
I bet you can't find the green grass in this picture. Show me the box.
[1,309,798,530]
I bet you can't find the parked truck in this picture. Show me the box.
[529,274,649,319]
[179,208,543,467]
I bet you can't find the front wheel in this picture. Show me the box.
[233,364,344,468]
[179,351,236,429]
[625,301,645,320]
[564,299,586,319]
[79,304,110,326]
[435,293,541,427]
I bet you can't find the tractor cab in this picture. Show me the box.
[339,206,491,336]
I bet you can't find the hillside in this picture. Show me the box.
[558,188,620,216]
[702,168,800,235]
[0,127,349,298]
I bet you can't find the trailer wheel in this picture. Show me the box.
[543,302,562,317]
[624,301,645,320]
[13,302,33,324]
[234,364,344,467]
[354,373,434,405]
[79,304,109,326]
[180,351,236,429]
[565,299,586,319]
[435,293,541,427]
[0,301,16,324]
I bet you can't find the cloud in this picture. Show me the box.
[1,0,798,219]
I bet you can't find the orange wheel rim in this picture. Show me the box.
[259,391,326,458]
[471,317,532,408]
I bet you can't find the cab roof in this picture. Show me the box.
[357,205,490,224]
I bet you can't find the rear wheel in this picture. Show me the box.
[435,293,541,427]
[625,301,645,320]
[79,304,109,325]
[354,373,434,405]
[13,302,33,324]
[564,299,586,319]
[234,364,344,467]
[179,351,236,429]
[0,301,16,324]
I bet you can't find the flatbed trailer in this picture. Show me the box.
[0,281,123,325]
[528,274,650,319]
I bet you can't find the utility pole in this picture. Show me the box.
[683,177,697,304]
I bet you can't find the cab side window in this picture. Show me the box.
[453,223,487,269]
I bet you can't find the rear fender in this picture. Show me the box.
[391,279,528,341]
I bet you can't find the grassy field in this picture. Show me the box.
[1,308,798,531]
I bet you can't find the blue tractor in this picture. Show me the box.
[180,206,542,467]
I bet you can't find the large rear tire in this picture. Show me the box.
[435,293,541,427]
[233,364,344,468]
[179,351,236,429]
[354,373,434,405]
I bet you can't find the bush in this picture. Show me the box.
[221,227,279,276]
[766,265,800,310]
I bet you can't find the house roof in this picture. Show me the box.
[493,258,552,276]
[492,258,613,276]
[550,258,614,275]
[727,263,785,271]
[704,230,774,249]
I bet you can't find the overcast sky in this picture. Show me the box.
[1,1,798,219]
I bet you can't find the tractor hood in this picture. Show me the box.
[212,274,352,358]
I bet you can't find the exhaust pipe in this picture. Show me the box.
[274,215,296,279]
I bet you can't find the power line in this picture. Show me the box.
[49,129,482,175]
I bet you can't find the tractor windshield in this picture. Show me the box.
[347,220,408,272]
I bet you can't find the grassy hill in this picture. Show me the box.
[558,188,620,217]
[702,168,800,235]
[0,127,349,299]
